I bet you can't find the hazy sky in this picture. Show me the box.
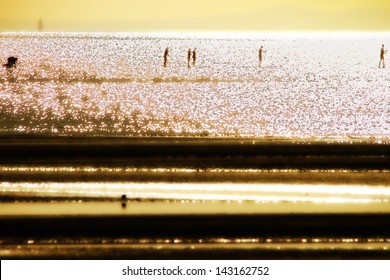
[1,0,390,31]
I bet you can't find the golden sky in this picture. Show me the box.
[1,0,390,31]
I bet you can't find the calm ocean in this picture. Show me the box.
[1,32,389,139]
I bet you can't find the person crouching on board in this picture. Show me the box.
[3,56,18,68]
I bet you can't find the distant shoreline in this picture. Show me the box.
[1,31,390,39]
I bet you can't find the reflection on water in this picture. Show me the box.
[2,181,390,204]
[1,32,390,259]
[1,166,389,173]
[2,237,390,246]
[1,186,390,216]
[1,32,390,138]
[1,165,389,214]
[1,200,390,216]
[1,237,389,259]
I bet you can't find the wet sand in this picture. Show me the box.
[1,210,390,259]
[0,136,389,259]
[0,136,389,169]
[2,243,390,260]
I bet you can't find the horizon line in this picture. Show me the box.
[1,31,390,39]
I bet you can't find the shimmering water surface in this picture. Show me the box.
[1,33,390,259]
[1,32,389,138]
[2,181,390,204]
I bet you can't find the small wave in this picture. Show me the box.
[152,76,213,83]
[1,75,250,84]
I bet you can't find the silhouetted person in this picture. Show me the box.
[379,44,387,68]
[121,194,127,208]
[192,48,197,66]
[259,46,266,66]
[3,56,17,68]
[187,48,192,67]
[163,48,169,67]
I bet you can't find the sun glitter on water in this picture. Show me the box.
[1,32,389,139]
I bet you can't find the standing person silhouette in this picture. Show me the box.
[259,46,266,67]
[163,48,169,67]
[192,48,197,66]
[379,44,387,68]
[187,48,192,68]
